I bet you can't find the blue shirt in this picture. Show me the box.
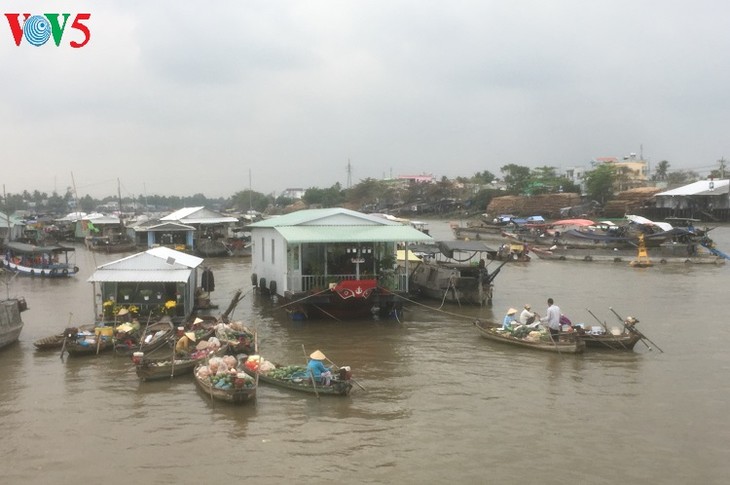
[307,359,330,377]
[502,315,515,330]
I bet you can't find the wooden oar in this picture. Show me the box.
[60,313,72,359]
[586,308,629,350]
[609,307,663,353]
[301,344,320,399]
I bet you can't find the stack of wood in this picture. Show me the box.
[602,187,662,218]
[485,193,582,219]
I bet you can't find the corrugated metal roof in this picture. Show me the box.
[249,208,401,228]
[88,269,192,283]
[655,179,729,196]
[274,225,433,243]
[161,207,237,224]
[88,247,203,283]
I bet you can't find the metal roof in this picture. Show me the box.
[274,225,433,244]
[161,206,238,224]
[655,179,729,197]
[87,247,203,283]
[249,208,403,228]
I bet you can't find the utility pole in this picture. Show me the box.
[718,157,726,179]
[346,159,352,189]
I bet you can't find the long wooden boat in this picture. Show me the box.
[1,241,79,277]
[244,361,353,396]
[473,319,585,354]
[214,322,256,355]
[578,331,642,350]
[113,319,176,356]
[1,297,27,350]
[34,323,95,351]
[134,340,227,381]
[530,246,725,265]
[193,357,257,404]
[407,241,508,306]
[63,325,114,356]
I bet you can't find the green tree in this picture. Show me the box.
[303,183,344,208]
[584,164,616,204]
[500,164,531,194]
[666,170,700,185]
[472,170,496,185]
[653,160,670,181]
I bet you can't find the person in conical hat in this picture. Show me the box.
[502,308,518,330]
[309,350,326,361]
[307,349,332,385]
[175,331,197,354]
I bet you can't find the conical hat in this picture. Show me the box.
[184,332,196,342]
[507,308,517,315]
[309,350,326,360]
[117,308,129,316]
[193,317,204,324]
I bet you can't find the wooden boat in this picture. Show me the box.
[408,241,508,306]
[214,321,256,355]
[34,322,94,351]
[530,246,725,265]
[112,319,175,356]
[1,241,79,277]
[473,319,585,354]
[62,325,114,356]
[577,330,642,350]
[245,360,353,396]
[0,297,27,350]
[134,337,227,381]
[193,356,257,404]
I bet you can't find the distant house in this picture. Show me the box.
[161,207,238,257]
[280,188,305,200]
[651,179,730,220]
[0,211,24,244]
[594,154,649,190]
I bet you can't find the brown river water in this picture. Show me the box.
[1,221,729,484]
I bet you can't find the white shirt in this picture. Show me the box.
[519,309,535,324]
[542,304,561,330]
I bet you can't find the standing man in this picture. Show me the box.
[201,266,215,293]
[541,298,561,342]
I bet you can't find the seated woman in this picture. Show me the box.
[306,350,333,385]
[502,308,518,330]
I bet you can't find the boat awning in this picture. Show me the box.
[437,240,496,258]
[4,241,75,253]
[274,225,433,244]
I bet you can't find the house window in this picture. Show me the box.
[271,239,275,264]
[261,237,265,261]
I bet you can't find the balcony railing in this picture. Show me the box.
[289,271,408,293]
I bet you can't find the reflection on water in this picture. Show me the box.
[1,225,729,483]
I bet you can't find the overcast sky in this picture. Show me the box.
[3,1,729,199]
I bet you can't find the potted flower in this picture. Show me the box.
[139,289,153,301]
[119,288,132,301]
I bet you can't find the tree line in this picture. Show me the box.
[1,160,709,217]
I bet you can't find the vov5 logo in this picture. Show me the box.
[5,13,91,48]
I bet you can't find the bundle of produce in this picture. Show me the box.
[244,355,276,373]
[214,322,254,352]
[196,356,255,390]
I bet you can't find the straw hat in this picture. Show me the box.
[309,350,327,360]
[507,308,517,316]
[193,317,204,325]
[117,308,129,316]
[524,304,531,310]
[184,332,197,342]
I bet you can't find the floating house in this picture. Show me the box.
[161,207,238,257]
[248,208,433,320]
[652,179,730,220]
[87,247,203,323]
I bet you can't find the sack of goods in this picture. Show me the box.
[589,326,605,335]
